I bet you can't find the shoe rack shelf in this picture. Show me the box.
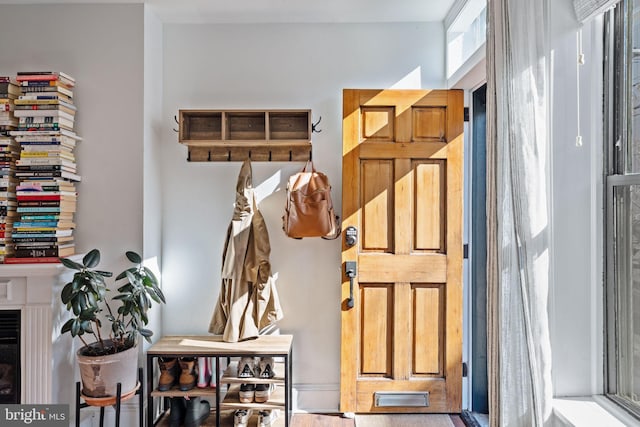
[146,334,293,427]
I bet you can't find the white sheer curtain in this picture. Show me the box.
[486,0,553,426]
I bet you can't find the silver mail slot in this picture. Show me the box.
[374,391,430,407]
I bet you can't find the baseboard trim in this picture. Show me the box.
[294,383,340,413]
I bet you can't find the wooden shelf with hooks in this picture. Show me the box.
[178,109,312,162]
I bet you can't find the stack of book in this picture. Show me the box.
[0,77,19,128]
[13,71,75,132]
[6,71,80,263]
[0,77,20,262]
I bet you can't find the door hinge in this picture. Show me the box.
[463,244,469,259]
[464,107,469,122]
[462,362,468,377]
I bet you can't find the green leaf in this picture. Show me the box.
[86,292,97,307]
[61,318,74,334]
[72,300,81,315]
[79,308,96,321]
[117,283,134,293]
[61,283,74,304]
[126,271,140,288]
[138,293,148,312]
[126,251,142,264]
[83,249,100,268]
[151,286,166,304]
[72,275,84,291]
[81,320,93,333]
[60,257,83,270]
[96,270,113,278]
[115,269,130,281]
[71,319,81,336]
[139,328,153,338]
[143,267,159,286]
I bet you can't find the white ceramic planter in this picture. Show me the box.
[76,340,138,398]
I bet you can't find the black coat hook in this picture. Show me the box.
[312,116,322,133]
[173,115,179,133]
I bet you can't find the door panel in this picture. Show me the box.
[361,160,394,252]
[360,284,393,376]
[341,89,463,414]
[414,160,446,252]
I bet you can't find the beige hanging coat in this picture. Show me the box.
[209,160,283,342]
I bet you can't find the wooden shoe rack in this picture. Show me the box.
[146,334,293,427]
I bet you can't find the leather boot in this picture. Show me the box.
[169,397,186,427]
[158,357,178,391]
[184,397,210,427]
[179,357,197,391]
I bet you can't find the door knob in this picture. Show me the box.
[345,226,357,247]
[345,261,357,309]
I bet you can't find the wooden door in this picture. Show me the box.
[340,89,463,413]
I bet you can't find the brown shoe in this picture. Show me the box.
[158,357,178,391]
[179,357,197,391]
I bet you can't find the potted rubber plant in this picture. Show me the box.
[60,249,165,399]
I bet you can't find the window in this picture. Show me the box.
[445,0,487,79]
[606,0,640,416]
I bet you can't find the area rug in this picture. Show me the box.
[355,414,455,427]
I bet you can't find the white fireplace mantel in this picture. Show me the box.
[0,263,74,405]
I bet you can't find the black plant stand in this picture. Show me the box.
[75,367,144,427]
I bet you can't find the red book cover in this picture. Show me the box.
[3,257,61,264]
[17,195,73,201]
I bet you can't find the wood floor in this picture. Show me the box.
[291,413,354,427]
[291,413,467,427]
[158,412,467,427]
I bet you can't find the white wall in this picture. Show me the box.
[549,0,604,397]
[0,3,145,262]
[160,22,445,411]
[0,4,145,425]
[143,5,164,345]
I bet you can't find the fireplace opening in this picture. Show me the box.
[0,310,20,403]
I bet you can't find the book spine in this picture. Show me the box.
[16,207,62,212]
[18,200,74,207]
[11,236,68,242]
[16,75,61,82]
[18,124,62,130]
[13,221,59,230]
[18,196,73,202]
[16,165,65,170]
[3,257,61,264]
[18,95,64,100]
[13,249,69,257]
[14,100,62,105]
[19,117,70,124]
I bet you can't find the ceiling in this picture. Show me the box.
[0,0,457,23]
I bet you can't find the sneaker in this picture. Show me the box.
[257,357,275,379]
[254,383,276,403]
[257,409,279,427]
[238,383,255,403]
[237,357,256,378]
[233,409,252,427]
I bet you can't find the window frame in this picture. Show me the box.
[605,0,640,417]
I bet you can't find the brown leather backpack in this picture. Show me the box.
[282,161,340,239]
